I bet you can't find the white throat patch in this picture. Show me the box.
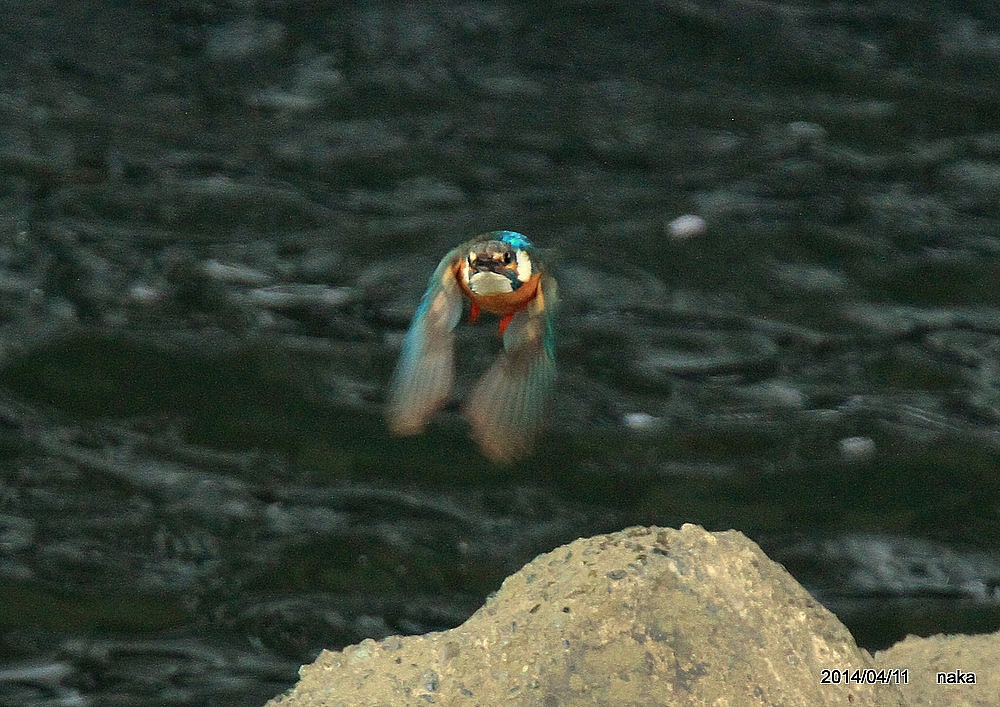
[515,249,532,283]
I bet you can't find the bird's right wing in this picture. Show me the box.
[386,249,464,436]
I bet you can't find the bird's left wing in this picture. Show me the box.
[465,273,557,462]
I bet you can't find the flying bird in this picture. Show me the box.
[387,231,557,462]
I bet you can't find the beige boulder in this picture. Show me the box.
[268,524,908,706]
[876,632,1000,706]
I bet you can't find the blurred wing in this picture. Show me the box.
[465,273,557,462]
[386,251,464,436]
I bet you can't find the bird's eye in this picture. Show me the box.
[503,251,513,265]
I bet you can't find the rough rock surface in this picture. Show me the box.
[877,633,1000,706]
[268,524,904,706]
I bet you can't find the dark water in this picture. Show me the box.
[2,1,1000,704]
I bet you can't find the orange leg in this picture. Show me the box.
[498,311,515,335]
[468,302,481,324]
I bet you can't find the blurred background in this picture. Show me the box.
[1,1,1000,704]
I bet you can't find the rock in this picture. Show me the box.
[267,525,904,706]
[665,214,708,241]
[877,632,1000,706]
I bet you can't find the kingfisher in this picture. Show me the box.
[386,230,557,462]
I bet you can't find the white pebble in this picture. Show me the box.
[839,436,876,461]
[623,412,661,431]
[666,214,707,240]
[128,283,163,304]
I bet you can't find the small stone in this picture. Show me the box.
[839,436,876,461]
[128,283,164,304]
[422,669,439,692]
[665,214,707,240]
[623,412,661,431]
